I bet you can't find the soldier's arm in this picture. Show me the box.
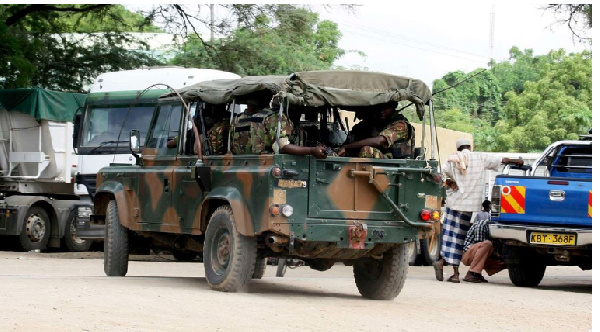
[337,136,386,156]
[281,144,327,159]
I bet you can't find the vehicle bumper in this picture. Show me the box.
[489,223,592,246]
[75,222,105,240]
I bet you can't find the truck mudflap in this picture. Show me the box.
[349,165,434,230]
[489,223,592,247]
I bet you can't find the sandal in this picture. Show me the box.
[446,274,460,283]
[433,260,444,281]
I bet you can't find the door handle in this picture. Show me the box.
[549,190,565,201]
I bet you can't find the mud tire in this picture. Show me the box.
[353,244,409,300]
[275,258,287,277]
[203,206,256,292]
[172,250,198,262]
[508,247,546,287]
[104,200,129,276]
[19,206,51,252]
[252,258,267,279]
[64,212,92,252]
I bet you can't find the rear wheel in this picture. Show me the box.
[203,206,256,292]
[353,244,409,300]
[19,207,50,252]
[508,247,546,287]
[64,213,92,252]
[252,258,267,279]
[104,200,129,276]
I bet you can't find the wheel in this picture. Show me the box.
[252,258,267,279]
[353,244,409,300]
[64,212,92,252]
[275,258,287,277]
[172,249,198,262]
[19,206,51,251]
[407,241,418,266]
[203,206,257,292]
[507,247,546,287]
[419,231,440,266]
[104,200,129,276]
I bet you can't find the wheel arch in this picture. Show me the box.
[202,186,253,236]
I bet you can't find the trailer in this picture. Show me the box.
[0,88,90,251]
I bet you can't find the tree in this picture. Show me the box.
[1,4,162,91]
[542,4,592,42]
[170,5,346,75]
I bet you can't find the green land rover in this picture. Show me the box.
[93,71,444,300]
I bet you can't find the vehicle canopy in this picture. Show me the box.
[0,88,86,122]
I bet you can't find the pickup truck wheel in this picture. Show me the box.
[19,207,50,252]
[507,247,546,287]
[252,258,267,279]
[172,249,198,262]
[275,258,287,277]
[64,213,92,252]
[104,200,129,276]
[353,244,409,300]
[203,206,257,292]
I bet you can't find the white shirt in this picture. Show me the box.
[442,149,502,212]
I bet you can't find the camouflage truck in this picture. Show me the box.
[93,71,444,300]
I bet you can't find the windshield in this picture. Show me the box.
[80,105,155,147]
[146,103,183,149]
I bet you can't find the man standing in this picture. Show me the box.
[461,200,506,283]
[337,102,412,159]
[433,138,523,283]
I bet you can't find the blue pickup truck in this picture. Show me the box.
[489,136,592,287]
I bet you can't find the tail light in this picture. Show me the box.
[420,209,431,221]
[490,185,501,217]
[431,173,443,184]
[269,205,280,216]
[431,210,440,221]
[271,167,281,177]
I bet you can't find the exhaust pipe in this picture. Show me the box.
[266,234,289,253]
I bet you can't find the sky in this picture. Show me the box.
[314,2,591,87]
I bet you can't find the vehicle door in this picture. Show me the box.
[137,102,182,231]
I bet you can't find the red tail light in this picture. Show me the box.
[271,167,281,177]
[420,209,431,221]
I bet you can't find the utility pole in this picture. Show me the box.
[489,4,495,64]
[210,4,214,42]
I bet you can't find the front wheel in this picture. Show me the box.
[104,200,129,276]
[19,207,51,251]
[252,258,267,279]
[353,244,409,300]
[203,206,257,292]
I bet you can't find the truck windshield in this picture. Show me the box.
[80,106,155,148]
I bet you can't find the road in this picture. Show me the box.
[0,251,592,332]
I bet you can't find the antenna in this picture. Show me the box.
[489,4,495,62]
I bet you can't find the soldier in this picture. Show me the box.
[209,96,326,158]
[337,102,412,159]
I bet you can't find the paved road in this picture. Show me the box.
[0,251,592,332]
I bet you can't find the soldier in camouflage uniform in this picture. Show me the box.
[208,98,327,158]
[337,102,412,159]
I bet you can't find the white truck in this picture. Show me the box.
[0,88,89,251]
[73,66,241,242]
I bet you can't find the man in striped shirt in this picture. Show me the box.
[433,138,523,283]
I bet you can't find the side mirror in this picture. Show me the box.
[73,113,82,150]
[130,129,141,154]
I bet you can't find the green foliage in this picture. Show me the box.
[171,5,345,76]
[0,4,162,91]
[433,47,592,153]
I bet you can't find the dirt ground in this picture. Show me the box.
[0,251,592,332]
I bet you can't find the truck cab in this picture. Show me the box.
[94,71,444,300]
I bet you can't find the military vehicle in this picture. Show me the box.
[93,71,444,300]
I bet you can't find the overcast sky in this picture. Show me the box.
[315,3,591,87]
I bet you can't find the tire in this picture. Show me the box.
[172,249,198,262]
[252,258,267,279]
[353,244,409,300]
[407,241,418,266]
[203,206,257,292]
[419,231,440,266]
[507,247,546,287]
[104,200,129,276]
[276,258,287,277]
[19,206,51,251]
[64,212,92,252]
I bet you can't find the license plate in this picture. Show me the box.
[529,232,576,245]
